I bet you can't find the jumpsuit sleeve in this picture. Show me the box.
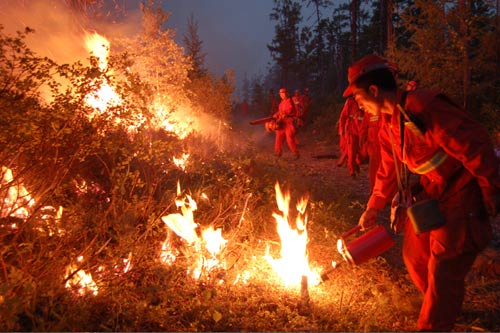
[367,120,399,210]
[418,96,500,191]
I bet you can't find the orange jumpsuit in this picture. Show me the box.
[339,98,364,176]
[273,97,299,157]
[368,90,499,331]
[360,112,381,192]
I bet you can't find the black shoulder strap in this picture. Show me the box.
[397,91,426,137]
[399,92,409,155]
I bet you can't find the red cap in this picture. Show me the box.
[343,54,396,97]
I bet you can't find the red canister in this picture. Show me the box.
[337,224,395,266]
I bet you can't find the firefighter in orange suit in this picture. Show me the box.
[338,96,364,177]
[359,111,381,193]
[292,90,304,129]
[273,88,300,159]
[344,54,500,331]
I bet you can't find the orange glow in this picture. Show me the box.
[65,256,98,296]
[1,166,35,219]
[265,182,321,286]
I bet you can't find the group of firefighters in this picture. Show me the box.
[266,87,313,159]
[337,78,418,189]
[345,55,498,331]
[258,54,499,332]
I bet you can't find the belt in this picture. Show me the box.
[411,149,448,174]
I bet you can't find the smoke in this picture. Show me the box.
[0,1,251,152]
[0,0,142,66]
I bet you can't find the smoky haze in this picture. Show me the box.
[0,0,143,67]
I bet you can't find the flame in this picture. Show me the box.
[153,100,195,139]
[84,31,109,71]
[65,256,98,296]
[160,182,227,279]
[82,31,121,115]
[265,182,321,286]
[1,166,35,219]
[173,153,190,171]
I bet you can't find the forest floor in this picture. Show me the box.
[241,121,500,332]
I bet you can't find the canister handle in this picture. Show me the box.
[341,224,362,240]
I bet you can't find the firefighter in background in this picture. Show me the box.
[359,110,381,193]
[300,87,313,125]
[272,88,300,159]
[344,54,500,331]
[292,90,305,129]
[337,96,364,177]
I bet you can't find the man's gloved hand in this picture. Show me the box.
[481,187,500,217]
[358,208,378,231]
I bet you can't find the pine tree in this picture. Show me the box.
[267,0,303,87]
[183,13,207,79]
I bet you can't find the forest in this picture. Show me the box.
[0,0,499,331]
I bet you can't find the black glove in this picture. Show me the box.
[481,187,500,217]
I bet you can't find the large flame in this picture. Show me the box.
[265,182,321,286]
[83,31,121,114]
[83,31,109,71]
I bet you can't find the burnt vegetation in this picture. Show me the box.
[1,0,499,332]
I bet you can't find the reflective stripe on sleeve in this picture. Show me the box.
[411,149,448,174]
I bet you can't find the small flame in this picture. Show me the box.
[65,256,98,296]
[265,182,321,286]
[173,153,190,171]
[1,166,35,219]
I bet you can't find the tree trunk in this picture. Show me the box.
[351,0,358,61]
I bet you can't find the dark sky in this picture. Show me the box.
[161,0,277,91]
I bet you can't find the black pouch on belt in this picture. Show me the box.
[407,199,446,234]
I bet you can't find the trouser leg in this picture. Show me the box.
[285,126,298,155]
[403,217,478,331]
[417,243,477,331]
[275,131,285,155]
